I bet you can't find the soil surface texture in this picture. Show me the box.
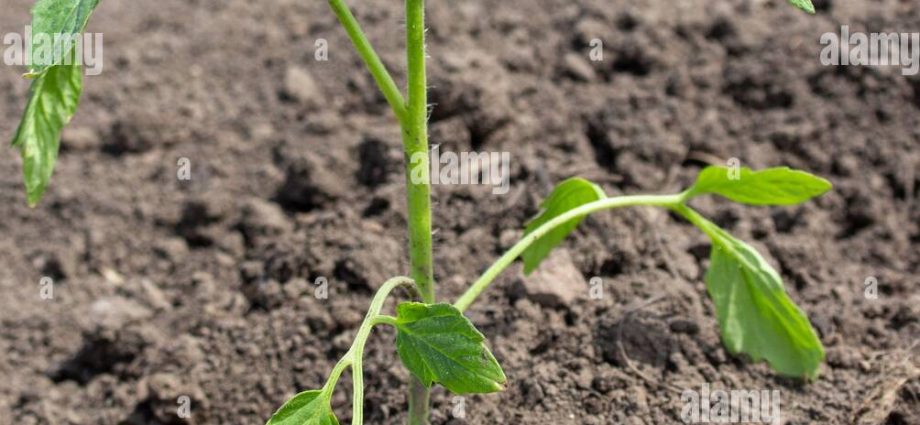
[1,0,918,424]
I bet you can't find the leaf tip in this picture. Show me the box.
[789,0,816,14]
[816,176,833,192]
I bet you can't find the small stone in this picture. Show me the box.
[574,367,594,389]
[88,296,153,334]
[574,18,610,48]
[562,53,596,81]
[61,126,101,151]
[139,279,171,311]
[668,318,700,335]
[514,249,585,308]
[238,197,292,241]
[153,237,189,261]
[592,369,628,394]
[629,385,649,414]
[283,278,310,299]
[499,229,522,250]
[597,312,674,368]
[282,66,322,108]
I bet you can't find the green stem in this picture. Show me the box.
[328,0,407,122]
[402,0,434,305]
[453,193,686,312]
[327,0,432,421]
[372,315,399,326]
[322,356,352,396]
[319,276,415,425]
[406,378,431,425]
[403,1,433,423]
[672,204,758,270]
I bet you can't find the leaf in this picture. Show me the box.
[703,223,824,379]
[787,0,816,14]
[11,0,101,206]
[688,166,831,206]
[29,0,101,73]
[521,177,606,274]
[395,302,506,394]
[12,62,83,206]
[265,390,339,425]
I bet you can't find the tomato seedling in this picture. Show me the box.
[9,0,824,424]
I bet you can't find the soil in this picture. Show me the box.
[1,0,918,424]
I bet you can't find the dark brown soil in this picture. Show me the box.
[1,0,918,424]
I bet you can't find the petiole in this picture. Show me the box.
[454,192,686,312]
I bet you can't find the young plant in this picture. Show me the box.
[9,0,823,424]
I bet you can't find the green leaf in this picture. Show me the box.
[787,0,816,14]
[11,0,102,206]
[12,62,83,206]
[29,0,101,73]
[395,302,506,394]
[703,224,824,379]
[521,177,606,274]
[688,166,831,206]
[265,390,339,425]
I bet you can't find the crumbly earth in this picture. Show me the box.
[1,0,918,424]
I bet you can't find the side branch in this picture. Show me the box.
[453,193,685,312]
[328,0,407,122]
[319,276,415,425]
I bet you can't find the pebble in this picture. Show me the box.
[283,66,321,108]
[514,249,585,308]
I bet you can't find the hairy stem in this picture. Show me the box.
[319,276,415,425]
[403,0,433,423]
[328,0,407,122]
[454,193,687,312]
[403,0,434,305]
[327,0,433,421]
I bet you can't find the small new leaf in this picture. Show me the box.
[688,166,831,206]
[704,225,824,379]
[266,390,339,425]
[521,177,606,274]
[395,302,506,394]
[12,63,83,206]
[787,0,816,14]
[30,0,101,73]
